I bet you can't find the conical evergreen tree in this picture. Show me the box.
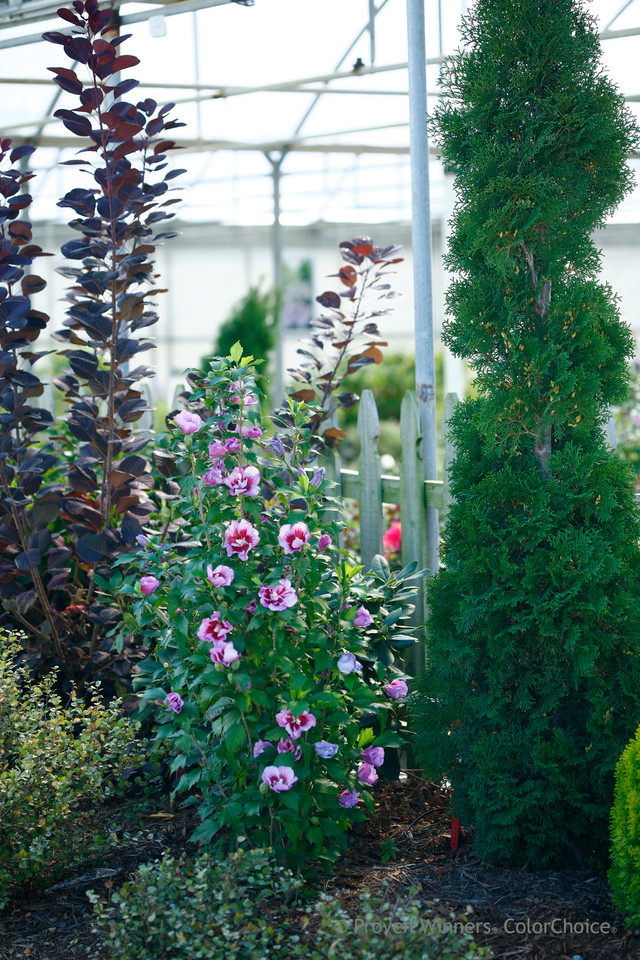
[411,0,640,867]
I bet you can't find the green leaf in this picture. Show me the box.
[370,554,391,580]
[225,723,246,753]
[229,341,243,363]
[358,727,376,748]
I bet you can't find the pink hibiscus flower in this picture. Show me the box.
[223,518,260,561]
[206,564,235,588]
[278,521,311,555]
[204,460,225,486]
[277,737,302,761]
[197,612,233,643]
[275,708,317,740]
[224,465,260,498]
[261,765,298,792]
[258,578,298,612]
[383,520,402,554]
[224,436,241,453]
[210,639,240,665]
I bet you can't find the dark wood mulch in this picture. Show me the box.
[0,773,638,960]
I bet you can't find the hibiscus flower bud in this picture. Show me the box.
[357,762,378,785]
[354,605,374,628]
[362,745,385,768]
[385,678,409,700]
[338,788,360,808]
[140,575,160,596]
[173,411,202,434]
[166,692,183,714]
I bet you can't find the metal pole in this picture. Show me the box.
[368,0,376,65]
[406,0,439,576]
[268,152,286,407]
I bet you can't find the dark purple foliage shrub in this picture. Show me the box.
[0,141,63,654]
[0,0,184,691]
[277,237,402,449]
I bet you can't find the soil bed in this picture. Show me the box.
[0,773,637,960]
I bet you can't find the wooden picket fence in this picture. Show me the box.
[319,388,461,670]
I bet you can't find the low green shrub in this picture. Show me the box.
[0,632,142,906]
[609,722,640,928]
[89,848,492,960]
[307,887,491,960]
[89,847,305,960]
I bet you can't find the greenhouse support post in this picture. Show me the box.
[406,0,439,577]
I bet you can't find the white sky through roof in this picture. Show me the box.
[0,0,639,225]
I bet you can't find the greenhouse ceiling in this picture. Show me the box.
[0,0,639,225]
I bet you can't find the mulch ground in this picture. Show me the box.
[1,772,638,960]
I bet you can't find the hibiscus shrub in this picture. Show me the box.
[113,346,419,871]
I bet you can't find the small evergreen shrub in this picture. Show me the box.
[88,847,305,960]
[412,0,640,867]
[0,632,141,907]
[89,849,492,960]
[204,286,275,393]
[609,723,640,928]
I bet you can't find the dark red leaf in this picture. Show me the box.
[118,454,147,476]
[56,7,83,25]
[323,427,347,447]
[112,120,144,142]
[9,145,35,163]
[8,221,32,242]
[111,54,140,71]
[41,30,69,45]
[54,109,92,137]
[53,74,84,95]
[113,78,139,99]
[316,290,341,309]
[8,195,31,210]
[15,548,42,572]
[63,36,93,63]
[289,389,316,403]
[338,265,357,287]
[22,275,46,296]
[92,38,113,56]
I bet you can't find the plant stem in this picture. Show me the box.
[190,454,211,551]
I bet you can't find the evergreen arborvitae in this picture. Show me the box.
[411,0,640,867]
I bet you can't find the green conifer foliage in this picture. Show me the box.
[411,0,640,867]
